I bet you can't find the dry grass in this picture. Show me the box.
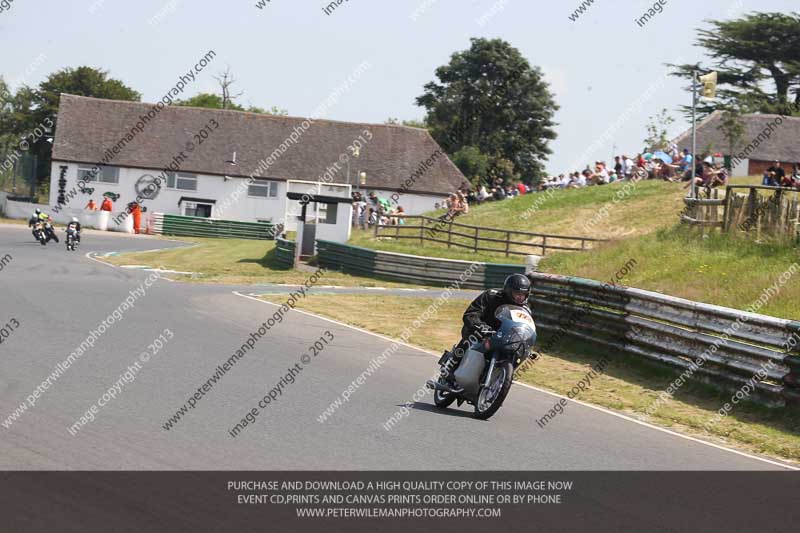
[262,292,800,464]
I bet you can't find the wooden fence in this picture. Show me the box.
[682,185,800,241]
[374,215,605,257]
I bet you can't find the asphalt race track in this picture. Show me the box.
[0,225,794,471]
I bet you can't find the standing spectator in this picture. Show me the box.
[100,195,113,212]
[456,191,469,214]
[614,156,623,178]
[623,155,635,180]
[516,182,527,195]
[85,198,98,210]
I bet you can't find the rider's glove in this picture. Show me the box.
[477,324,495,338]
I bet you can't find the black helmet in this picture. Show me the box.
[503,274,531,305]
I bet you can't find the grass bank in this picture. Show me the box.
[260,292,800,464]
[540,226,800,319]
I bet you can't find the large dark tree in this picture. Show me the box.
[416,38,558,180]
[670,12,800,118]
[2,67,140,189]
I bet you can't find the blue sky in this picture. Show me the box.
[0,0,795,174]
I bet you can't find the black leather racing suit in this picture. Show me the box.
[445,288,533,368]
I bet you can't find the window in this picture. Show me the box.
[319,203,338,224]
[78,166,119,184]
[183,201,212,218]
[166,172,197,191]
[248,179,278,198]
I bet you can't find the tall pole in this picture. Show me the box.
[690,69,698,198]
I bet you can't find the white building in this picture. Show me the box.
[48,94,466,230]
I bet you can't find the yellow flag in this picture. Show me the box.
[699,71,717,99]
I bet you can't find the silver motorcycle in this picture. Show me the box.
[427,305,537,420]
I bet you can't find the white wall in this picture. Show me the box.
[361,188,446,214]
[47,162,448,232]
[732,157,749,177]
[49,162,288,225]
[315,202,353,244]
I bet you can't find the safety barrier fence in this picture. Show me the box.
[149,213,276,240]
[274,238,296,270]
[316,239,525,289]
[528,272,800,407]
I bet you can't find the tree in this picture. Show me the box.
[15,67,140,187]
[717,107,745,168]
[384,117,427,128]
[669,12,800,118]
[451,145,489,184]
[416,38,558,179]
[213,67,244,110]
[176,93,287,115]
[643,108,674,152]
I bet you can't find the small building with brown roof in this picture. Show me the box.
[671,111,800,177]
[49,94,465,226]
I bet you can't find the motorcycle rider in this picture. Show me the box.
[65,217,81,243]
[441,273,534,386]
[28,209,42,238]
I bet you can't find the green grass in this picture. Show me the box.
[100,237,428,287]
[260,293,800,464]
[352,180,690,263]
[540,226,800,319]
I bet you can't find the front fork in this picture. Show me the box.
[482,357,497,389]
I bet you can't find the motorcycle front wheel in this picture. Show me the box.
[474,361,513,420]
[433,385,456,409]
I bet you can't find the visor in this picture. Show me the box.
[510,290,529,304]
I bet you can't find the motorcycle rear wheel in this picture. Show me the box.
[474,361,513,420]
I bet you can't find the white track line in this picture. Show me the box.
[233,290,798,471]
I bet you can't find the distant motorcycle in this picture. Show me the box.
[65,227,79,251]
[427,305,537,420]
[42,221,59,244]
[32,220,59,245]
[31,222,47,245]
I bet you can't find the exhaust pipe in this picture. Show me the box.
[426,380,462,394]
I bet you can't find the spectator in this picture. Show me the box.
[85,198,97,210]
[764,160,785,186]
[477,185,489,203]
[589,163,609,185]
[516,182,527,195]
[614,156,623,177]
[456,191,469,214]
[623,155,635,180]
[100,196,113,212]
[389,206,406,225]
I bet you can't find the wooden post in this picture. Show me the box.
[722,186,732,232]
[505,231,511,257]
[420,218,424,244]
[474,227,479,252]
[541,236,547,256]
[447,220,453,248]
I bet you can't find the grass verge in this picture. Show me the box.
[259,292,800,464]
[100,236,429,287]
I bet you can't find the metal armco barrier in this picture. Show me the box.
[150,213,276,240]
[528,272,800,407]
[316,240,525,289]
[274,239,296,270]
